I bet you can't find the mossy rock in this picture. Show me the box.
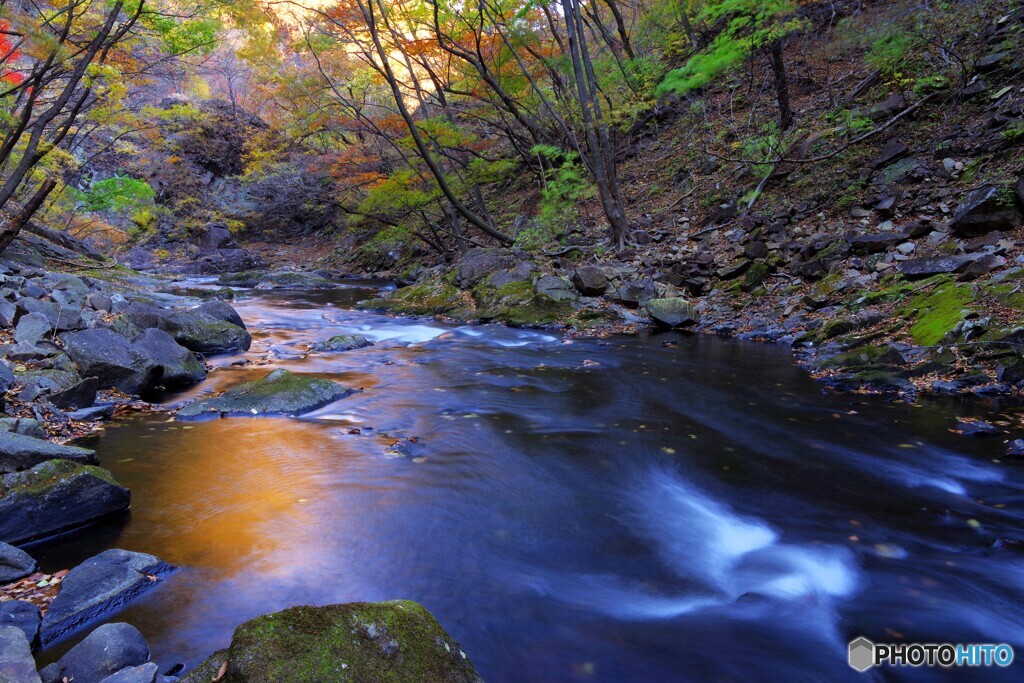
[741,261,771,292]
[217,270,268,287]
[193,601,482,683]
[359,282,465,316]
[256,272,336,289]
[472,280,573,327]
[169,311,252,355]
[312,335,374,353]
[902,279,975,346]
[177,369,353,419]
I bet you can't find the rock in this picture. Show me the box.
[49,376,99,411]
[571,266,610,296]
[955,420,1000,437]
[66,404,117,422]
[216,270,265,288]
[40,550,173,645]
[718,259,752,280]
[14,312,51,345]
[186,601,482,683]
[645,298,700,328]
[61,328,162,395]
[253,272,335,289]
[14,369,82,403]
[0,361,13,395]
[41,623,150,683]
[166,310,251,355]
[177,369,352,419]
[0,625,40,683]
[99,663,160,683]
[950,185,1023,235]
[615,279,657,308]
[0,418,46,439]
[311,335,373,352]
[865,93,907,121]
[977,51,1011,71]
[741,261,771,292]
[133,329,206,388]
[847,232,905,253]
[0,460,130,546]
[897,254,978,278]
[0,300,15,328]
[0,600,40,646]
[200,225,237,251]
[194,301,246,330]
[873,157,922,185]
[456,248,514,287]
[0,542,38,584]
[1007,440,1024,458]
[17,298,83,332]
[87,293,113,313]
[960,254,1005,279]
[534,275,577,303]
[871,140,909,169]
[0,431,98,474]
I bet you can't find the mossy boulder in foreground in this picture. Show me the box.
[183,601,483,683]
[0,460,130,545]
[177,369,353,418]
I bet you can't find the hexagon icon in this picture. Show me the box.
[848,637,875,672]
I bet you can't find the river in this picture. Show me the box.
[31,280,1024,682]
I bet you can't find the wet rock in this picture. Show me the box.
[14,312,51,345]
[949,185,1023,235]
[254,271,335,290]
[0,431,98,474]
[40,550,174,645]
[955,420,1001,437]
[216,270,265,288]
[133,329,206,388]
[185,601,482,683]
[311,334,373,352]
[0,460,130,546]
[62,328,162,394]
[0,600,40,646]
[40,623,150,683]
[0,541,38,583]
[166,309,251,355]
[194,300,246,330]
[645,298,700,328]
[897,254,977,278]
[66,404,117,422]
[571,266,610,296]
[1007,440,1024,458]
[49,376,99,411]
[177,369,352,419]
[0,625,40,683]
[99,662,160,683]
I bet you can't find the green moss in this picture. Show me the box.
[177,369,351,418]
[473,280,574,327]
[903,280,974,346]
[0,460,117,498]
[219,601,481,683]
[360,282,465,316]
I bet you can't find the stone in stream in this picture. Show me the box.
[311,334,373,352]
[0,460,130,546]
[177,368,353,419]
[40,549,174,646]
[182,601,482,683]
[39,622,150,683]
[0,541,38,583]
[0,600,41,646]
[165,308,251,354]
[133,328,207,387]
[955,420,1001,437]
[0,430,98,474]
[644,298,700,328]
[61,328,163,395]
[0,625,40,683]
[195,300,247,330]
[98,662,160,683]
[1007,440,1024,458]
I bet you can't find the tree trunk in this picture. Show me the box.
[0,178,57,255]
[770,38,793,131]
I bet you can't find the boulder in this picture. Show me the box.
[13,369,82,404]
[253,272,335,289]
[0,431,98,474]
[534,275,578,303]
[847,232,905,253]
[185,601,482,683]
[871,139,909,169]
[39,623,149,683]
[61,328,162,395]
[0,600,40,646]
[99,663,160,683]
[194,300,246,330]
[66,404,117,422]
[0,542,38,584]
[456,248,514,287]
[133,329,206,387]
[216,270,265,288]
[200,225,237,251]
[48,375,99,410]
[897,254,978,278]
[571,266,610,296]
[0,460,130,546]
[17,298,83,332]
[950,185,1023,235]
[40,550,173,645]
[311,335,373,352]
[166,310,251,354]
[1007,440,1024,458]
[615,279,658,308]
[14,312,51,345]
[0,625,40,683]
[955,420,1001,437]
[0,418,46,439]
[645,298,700,328]
[0,361,13,394]
[177,369,352,419]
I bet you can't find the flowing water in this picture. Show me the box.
[31,281,1024,682]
